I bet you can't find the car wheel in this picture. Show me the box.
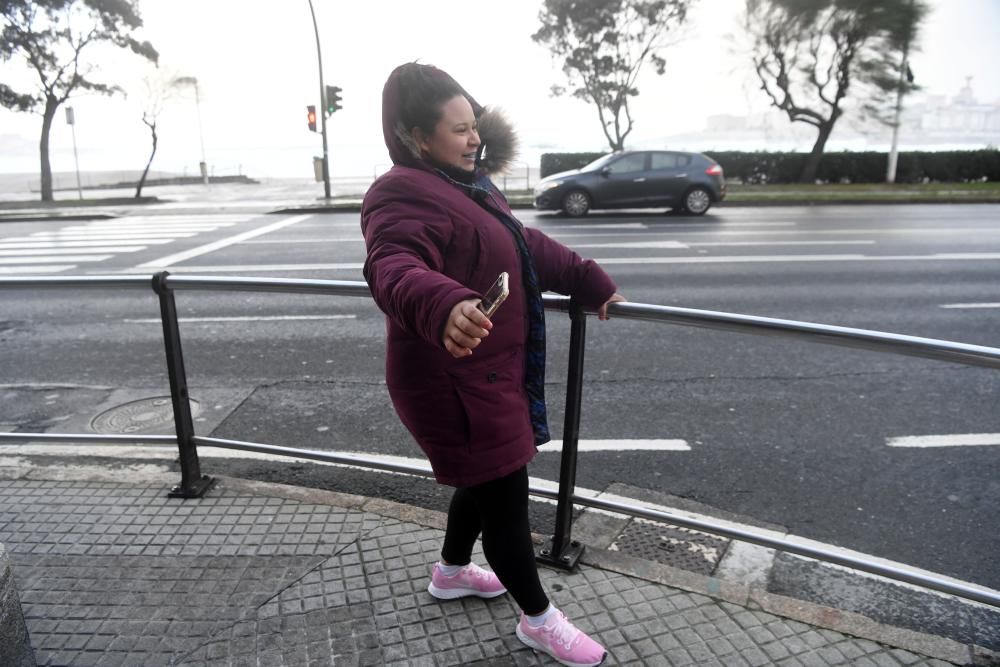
[561,190,591,216]
[682,187,712,215]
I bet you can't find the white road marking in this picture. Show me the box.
[887,434,1000,448]
[593,252,1000,265]
[116,262,364,273]
[544,223,647,229]
[24,233,198,240]
[62,223,234,231]
[0,240,173,249]
[239,238,364,244]
[571,240,875,249]
[0,255,112,265]
[548,227,1000,239]
[687,240,876,247]
[0,265,77,274]
[940,303,1000,309]
[123,315,357,324]
[569,241,689,249]
[541,439,690,452]
[536,222,797,230]
[0,247,146,256]
[137,215,314,268]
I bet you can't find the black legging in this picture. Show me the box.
[440,466,549,615]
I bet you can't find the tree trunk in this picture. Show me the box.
[136,120,157,198]
[800,121,834,183]
[39,95,58,202]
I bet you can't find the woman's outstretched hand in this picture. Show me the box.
[597,293,627,321]
[443,298,493,358]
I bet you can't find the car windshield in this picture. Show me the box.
[580,153,617,172]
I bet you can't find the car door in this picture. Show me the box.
[644,152,692,206]
[590,152,650,207]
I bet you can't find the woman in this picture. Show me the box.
[361,62,624,667]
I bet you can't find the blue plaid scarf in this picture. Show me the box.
[433,167,551,446]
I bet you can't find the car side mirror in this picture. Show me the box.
[600,166,611,177]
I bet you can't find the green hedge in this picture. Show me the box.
[540,153,605,178]
[540,150,1000,183]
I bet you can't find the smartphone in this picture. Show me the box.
[477,271,509,318]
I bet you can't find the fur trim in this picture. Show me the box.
[394,122,423,163]
[477,107,518,176]
[392,106,519,176]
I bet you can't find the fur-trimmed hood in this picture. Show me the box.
[381,64,518,176]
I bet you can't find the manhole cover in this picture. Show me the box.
[610,519,730,575]
[90,396,200,434]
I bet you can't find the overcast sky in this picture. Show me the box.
[1,0,998,181]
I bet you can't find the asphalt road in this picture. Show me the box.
[1,204,998,590]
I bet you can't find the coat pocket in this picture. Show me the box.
[447,347,527,448]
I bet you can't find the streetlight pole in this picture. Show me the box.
[65,106,83,200]
[307,0,331,199]
[172,76,209,185]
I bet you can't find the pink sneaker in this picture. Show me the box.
[427,562,507,600]
[516,609,607,667]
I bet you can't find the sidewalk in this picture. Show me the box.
[0,465,994,666]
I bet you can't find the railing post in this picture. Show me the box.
[537,300,587,570]
[152,271,214,498]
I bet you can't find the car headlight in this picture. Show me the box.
[533,181,563,196]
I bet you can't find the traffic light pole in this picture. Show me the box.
[307,0,331,199]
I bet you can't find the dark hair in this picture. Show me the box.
[396,63,472,136]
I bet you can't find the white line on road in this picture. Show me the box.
[239,238,364,244]
[136,214,314,268]
[0,265,77,274]
[0,247,146,256]
[887,434,1000,448]
[571,240,875,249]
[537,223,647,229]
[116,262,364,273]
[940,303,1000,309]
[122,315,357,324]
[593,252,1000,265]
[687,240,876,247]
[0,240,173,249]
[548,227,1000,239]
[0,255,112,265]
[568,241,689,249]
[540,439,690,452]
[535,221,797,230]
[23,233,197,241]
[62,224,235,231]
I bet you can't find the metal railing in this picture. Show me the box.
[1,273,999,609]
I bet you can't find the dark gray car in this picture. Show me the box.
[533,150,725,216]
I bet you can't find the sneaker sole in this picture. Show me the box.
[427,582,507,600]
[515,624,606,667]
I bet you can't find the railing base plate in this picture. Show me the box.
[167,475,215,499]
[536,538,585,571]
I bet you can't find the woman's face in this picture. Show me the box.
[416,95,480,172]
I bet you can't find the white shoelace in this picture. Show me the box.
[547,613,580,648]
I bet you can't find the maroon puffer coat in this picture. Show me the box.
[361,66,617,487]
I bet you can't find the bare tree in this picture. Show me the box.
[1,0,157,200]
[133,72,182,198]
[533,0,692,152]
[745,0,927,183]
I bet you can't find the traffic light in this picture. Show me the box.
[306,105,317,132]
[325,85,342,116]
